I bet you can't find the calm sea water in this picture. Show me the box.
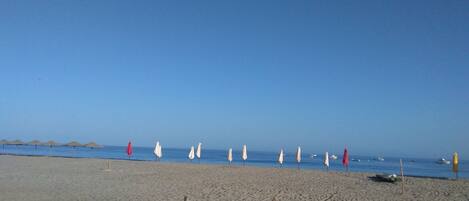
[1,145,466,179]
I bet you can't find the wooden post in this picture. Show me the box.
[400,159,405,194]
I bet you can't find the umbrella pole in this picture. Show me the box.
[400,159,405,194]
[243,160,245,166]
[297,163,300,170]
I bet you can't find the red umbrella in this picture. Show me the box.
[342,147,349,172]
[126,141,133,159]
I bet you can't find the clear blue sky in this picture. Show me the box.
[1,0,468,158]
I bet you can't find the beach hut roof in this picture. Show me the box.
[8,139,24,145]
[0,139,8,144]
[28,140,41,145]
[64,141,82,147]
[84,142,102,148]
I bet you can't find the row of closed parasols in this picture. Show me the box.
[126,141,351,170]
[0,139,102,149]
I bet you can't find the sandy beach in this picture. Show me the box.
[0,155,467,201]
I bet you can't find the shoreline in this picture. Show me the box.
[0,152,457,180]
[1,155,468,201]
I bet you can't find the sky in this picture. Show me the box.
[0,0,468,158]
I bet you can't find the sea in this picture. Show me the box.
[1,145,467,179]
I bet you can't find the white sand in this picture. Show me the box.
[0,155,468,201]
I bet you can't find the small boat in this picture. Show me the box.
[330,155,338,160]
[310,154,317,159]
[351,158,361,162]
[435,158,450,165]
[375,157,384,161]
[374,174,399,183]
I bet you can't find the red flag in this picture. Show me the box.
[127,141,132,158]
[342,148,349,167]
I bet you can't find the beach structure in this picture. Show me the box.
[343,148,350,172]
[188,146,195,162]
[196,142,202,163]
[0,139,8,149]
[8,139,24,146]
[278,149,284,167]
[84,142,102,149]
[227,148,233,165]
[64,141,82,148]
[154,141,162,161]
[242,144,247,166]
[28,140,41,149]
[296,146,301,169]
[126,141,132,159]
[453,152,459,180]
[324,152,329,171]
[43,140,58,148]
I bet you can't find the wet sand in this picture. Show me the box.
[0,155,468,201]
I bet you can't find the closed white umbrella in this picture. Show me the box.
[324,152,330,171]
[154,141,162,161]
[278,149,284,167]
[196,142,202,163]
[242,144,247,166]
[296,146,302,169]
[227,148,233,165]
[188,146,195,161]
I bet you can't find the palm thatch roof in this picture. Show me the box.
[28,140,42,145]
[41,140,59,147]
[84,142,102,148]
[64,141,82,147]
[44,140,58,146]
[8,139,24,145]
[0,139,8,144]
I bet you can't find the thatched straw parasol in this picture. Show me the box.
[84,142,102,149]
[43,140,58,147]
[28,140,41,149]
[1,139,8,149]
[8,139,24,146]
[64,141,82,148]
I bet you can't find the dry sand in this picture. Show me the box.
[0,155,468,201]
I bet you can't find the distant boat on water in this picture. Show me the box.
[330,154,338,160]
[310,154,317,159]
[435,158,450,165]
[351,158,361,162]
[375,156,385,161]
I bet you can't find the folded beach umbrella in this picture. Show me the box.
[324,152,330,171]
[242,144,248,166]
[278,149,284,167]
[342,148,349,172]
[188,146,195,162]
[296,146,302,169]
[453,152,459,179]
[154,141,162,161]
[196,142,202,162]
[227,148,233,165]
[126,141,132,159]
